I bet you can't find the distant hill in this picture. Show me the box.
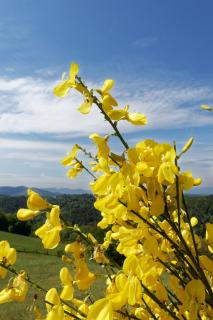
[0,185,212,197]
[0,186,89,197]
[45,187,90,195]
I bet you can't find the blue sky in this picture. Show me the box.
[0,0,213,190]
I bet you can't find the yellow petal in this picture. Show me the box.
[17,208,37,221]
[60,285,73,300]
[107,291,127,310]
[193,177,202,186]
[6,248,17,265]
[206,223,213,253]
[67,167,80,179]
[44,229,61,249]
[150,194,165,216]
[46,306,64,320]
[60,267,73,285]
[78,99,93,114]
[61,144,79,166]
[101,79,114,93]
[185,279,205,303]
[180,137,194,155]
[190,217,198,227]
[53,81,70,97]
[126,112,147,125]
[102,93,117,107]
[49,206,61,227]
[69,63,79,83]
[199,255,213,273]
[87,298,112,320]
[0,288,13,304]
[107,109,127,121]
[158,163,176,185]
[27,189,49,211]
[201,104,213,111]
[45,288,61,311]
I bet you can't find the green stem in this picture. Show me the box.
[182,193,200,264]
[142,296,158,320]
[75,157,97,180]
[173,142,181,231]
[163,194,213,304]
[76,76,129,150]
[77,145,98,162]
[141,282,180,320]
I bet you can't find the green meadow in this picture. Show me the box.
[0,231,106,320]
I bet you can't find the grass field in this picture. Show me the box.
[0,231,106,320]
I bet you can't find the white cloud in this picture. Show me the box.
[0,74,212,188]
[117,85,213,130]
[0,75,212,137]
[0,138,70,151]
[0,76,109,135]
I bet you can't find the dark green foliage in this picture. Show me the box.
[0,194,101,237]
[185,194,213,235]
[0,212,9,231]
[50,194,101,225]
[0,195,26,213]
[0,194,212,238]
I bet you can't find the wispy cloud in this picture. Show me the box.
[0,73,212,188]
[132,36,157,49]
[0,75,213,136]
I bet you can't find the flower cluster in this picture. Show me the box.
[0,63,212,320]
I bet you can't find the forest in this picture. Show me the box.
[0,193,212,237]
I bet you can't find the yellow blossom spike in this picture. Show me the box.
[201,104,213,111]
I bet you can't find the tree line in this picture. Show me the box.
[0,194,212,238]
